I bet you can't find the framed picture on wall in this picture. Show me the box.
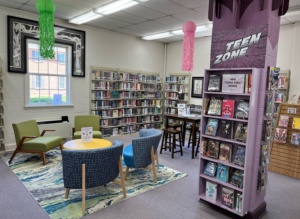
[191,77,204,98]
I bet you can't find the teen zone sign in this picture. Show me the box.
[214,33,261,64]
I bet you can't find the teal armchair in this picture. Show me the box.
[9,120,63,165]
[73,115,102,139]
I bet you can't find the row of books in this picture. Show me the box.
[205,118,247,142]
[94,91,162,100]
[204,162,244,189]
[206,181,242,212]
[101,124,161,136]
[93,82,162,91]
[100,116,161,127]
[206,98,249,119]
[165,92,185,100]
[94,99,162,109]
[165,84,186,93]
[207,73,252,94]
[95,108,161,118]
[92,70,161,83]
[202,140,245,166]
[165,76,187,84]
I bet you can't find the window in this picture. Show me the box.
[26,39,71,106]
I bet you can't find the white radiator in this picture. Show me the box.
[36,116,72,139]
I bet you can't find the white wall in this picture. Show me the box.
[0,6,165,148]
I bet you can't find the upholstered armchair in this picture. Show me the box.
[123,129,162,183]
[73,115,102,139]
[9,120,62,165]
[62,140,126,213]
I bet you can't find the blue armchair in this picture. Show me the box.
[123,129,162,183]
[62,140,126,213]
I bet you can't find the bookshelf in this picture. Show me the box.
[90,66,163,137]
[199,68,268,217]
[164,73,190,115]
[273,70,290,118]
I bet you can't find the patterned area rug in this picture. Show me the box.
[2,150,187,219]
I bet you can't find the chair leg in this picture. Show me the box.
[195,134,201,157]
[60,144,63,152]
[150,147,157,183]
[82,164,86,214]
[155,150,159,168]
[41,153,46,165]
[179,132,183,156]
[8,149,19,164]
[187,131,192,148]
[65,188,70,199]
[125,166,129,180]
[171,134,175,159]
[160,131,165,154]
[118,156,127,198]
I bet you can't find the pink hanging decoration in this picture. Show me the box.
[182,21,196,72]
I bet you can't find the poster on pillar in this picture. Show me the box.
[209,0,283,69]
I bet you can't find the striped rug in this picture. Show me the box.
[2,150,187,219]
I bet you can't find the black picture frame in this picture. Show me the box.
[7,16,86,77]
[191,77,204,98]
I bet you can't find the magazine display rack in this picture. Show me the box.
[269,103,300,179]
[164,73,190,115]
[199,68,268,217]
[273,70,290,118]
[90,66,163,137]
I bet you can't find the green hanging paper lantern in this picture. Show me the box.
[36,0,55,59]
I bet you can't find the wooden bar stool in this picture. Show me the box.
[168,123,184,145]
[160,128,183,158]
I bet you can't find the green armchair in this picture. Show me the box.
[9,120,63,165]
[73,115,102,139]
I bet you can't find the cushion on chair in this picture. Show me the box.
[74,115,100,132]
[123,144,135,168]
[21,136,62,151]
[73,131,102,139]
[13,120,41,145]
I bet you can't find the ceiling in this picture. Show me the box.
[1,0,300,43]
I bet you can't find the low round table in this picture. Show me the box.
[63,139,112,150]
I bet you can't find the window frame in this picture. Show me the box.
[25,39,73,107]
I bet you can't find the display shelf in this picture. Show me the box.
[199,68,268,217]
[164,73,190,115]
[90,66,163,136]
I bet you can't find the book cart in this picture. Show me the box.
[269,103,300,179]
[199,68,269,217]
[90,66,164,137]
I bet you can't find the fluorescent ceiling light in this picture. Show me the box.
[142,32,174,40]
[171,29,184,35]
[69,10,102,24]
[95,0,139,15]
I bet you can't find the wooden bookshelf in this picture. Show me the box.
[269,103,300,179]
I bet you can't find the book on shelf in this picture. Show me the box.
[267,66,280,90]
[278,75,288,89]
[236,192,243,213]
[206,140,220,159]
[205,181,217,201]
[220,120,233,139]
[203,97,210,115]
[112,128,118,136]
[222,187,235,209]
[201,140,208,156]
[264,92,273,117]
[177,103,186,116]
[219,143,232,162]
[230,169,244,189]
[278,115,289,128]
[233,146,245,167]
[222,74,245,93]
[205,118,219,136]
[221,99,235,118]
[291,133,300,146]
[274,128,287,143]
[248,74,252,94]
[112,118,118,126]
[235,100,249,119]
[207,74,221,92]
[207,98,222,116]
[235,123,247,143]
[292,117,300,130]
[203,161,217,177]
[216,164,229,183]
[275,93,284,102]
